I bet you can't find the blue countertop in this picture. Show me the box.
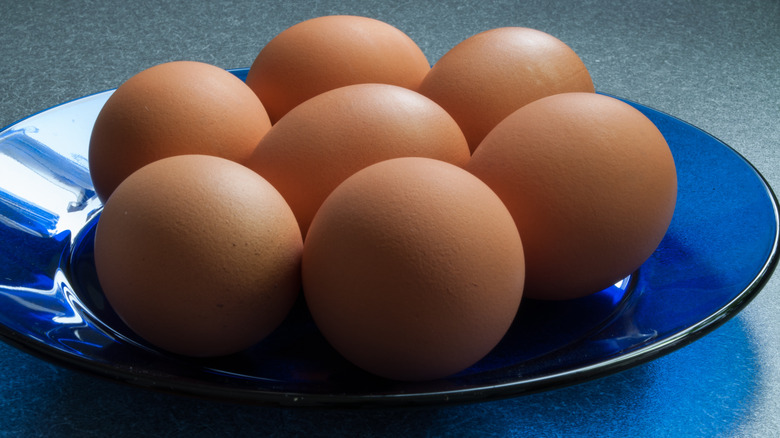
[1,1,778,436]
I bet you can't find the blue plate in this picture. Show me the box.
[0,68,777,407]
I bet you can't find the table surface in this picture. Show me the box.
[1,1,779,436]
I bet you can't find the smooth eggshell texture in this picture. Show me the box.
[89,61,272,203]
[244,83,470,237]
[418,27,595,152]
[466,92,677,300]
[302,157,525,381]
[245,15,431,123]
[94,155,303,357]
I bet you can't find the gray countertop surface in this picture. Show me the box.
[1,1,778,436]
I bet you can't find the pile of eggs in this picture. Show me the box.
[89,15,677,381]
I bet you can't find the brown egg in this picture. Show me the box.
[302,157,525,381]
[89,61,272,203]
[466,92,677,300]
[245,15,431,123]
[93,155,303,357]
[244,83,470,237]
[418,27,595,152]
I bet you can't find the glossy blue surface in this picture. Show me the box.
[0,68,776,407]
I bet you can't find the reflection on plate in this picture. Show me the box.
[0,68,777,407]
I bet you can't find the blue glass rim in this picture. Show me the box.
[0,68,777,407]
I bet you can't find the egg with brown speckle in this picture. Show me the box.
[302,157,525,381]
[418,27,595,152]
[89,61,272,203]
[93,154,302,357]
[244,83,470,237]
[245,15,431,123]
[466,92,677,300]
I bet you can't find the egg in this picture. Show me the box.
[302,157,525,381]
[245,15,431,123]
[466,92,677,300]
[89,61,272,203]
[93,155,303,357]
[244,83,470,237]
[417,27,595,152]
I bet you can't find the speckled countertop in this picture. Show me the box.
[1,1,778,436]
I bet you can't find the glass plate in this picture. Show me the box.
[0,68,777,407]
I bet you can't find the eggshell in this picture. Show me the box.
[93,155,303,357]
[89,61,272,203]
[245,15,430,123]
[417,27,595,152]
[244,83,470,237]
[466,92,677,300]
[302,157,525,381]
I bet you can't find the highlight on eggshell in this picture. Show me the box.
[302,157,525,381]
[243,82,470,237]
[466,92,677,301]
[417,27,595,152]
[245,14,431,123]
[88,60,272,203]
